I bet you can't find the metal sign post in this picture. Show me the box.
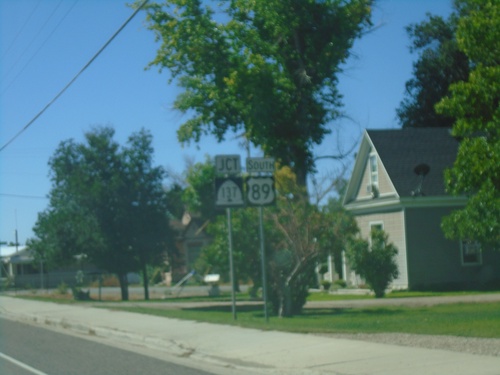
[215,155,244,321]
[245,157,275,322]
[258,205,269,322]
[227,208,237,321]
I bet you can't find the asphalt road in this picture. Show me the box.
[0,318,222,375]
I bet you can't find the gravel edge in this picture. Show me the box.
[317,333,500,357]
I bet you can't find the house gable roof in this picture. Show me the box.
[345,128,459,205]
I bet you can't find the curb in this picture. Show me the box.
[0,309,277,374]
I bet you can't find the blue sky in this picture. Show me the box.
[0,0,453,246]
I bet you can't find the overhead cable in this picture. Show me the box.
[2,0,79,96]
[1,0,64,82]
[1,0,42,61]
[0,193,47,200]
[0,0,150,153]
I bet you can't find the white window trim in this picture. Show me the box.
[369,153,379,188]
[369,221,384,232]
[369,221,384,246]
[460,240,482,266]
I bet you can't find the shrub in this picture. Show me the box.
[149,267,164,285]
[101,275,120,287]
[334,279,347,288]
[57,282,68,295]
[321,280,332,291]
[346,229,399,298]
[71,286,91,301]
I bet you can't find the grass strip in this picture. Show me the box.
[104,301,500,339]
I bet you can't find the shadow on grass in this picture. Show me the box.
[184,304,263,313]
[182,304,406,318]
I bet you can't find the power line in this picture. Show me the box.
[1,0,65,83]
[0,193,47,200]
[0,0,42,61]
[2,0,79,96]
[0,0,150,153]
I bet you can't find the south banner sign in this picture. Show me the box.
[246,157,275,174]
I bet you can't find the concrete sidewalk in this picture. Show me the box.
[1,295,499,375]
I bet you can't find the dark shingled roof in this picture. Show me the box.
[367,128,459,197]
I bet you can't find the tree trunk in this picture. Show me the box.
[118,272,129,301]
[278,280,293,318]
[278,285,293,317]
[295,165,308,190]
[142,262,149,301]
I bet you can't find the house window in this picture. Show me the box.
[369,222,384,246]
[369,154,379,186]
[461,240,482,266]
[370,222,384,233]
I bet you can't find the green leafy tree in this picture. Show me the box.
[165,183,186,220]
[196,207,263,295]
[436,0,499,247]
[397,2,470,128]
[140,0,372,187]
[346,229,399,298]
[187,157,267,296]
[30,127,173,300]
[267,193,324,317]
[267,167,358,316]
[121,130,175,300]
[320,197,359,279]
[182,156,218,221]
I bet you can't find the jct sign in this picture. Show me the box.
[215,177,244,207]
[215,154,241,175]
[215,155,244,208]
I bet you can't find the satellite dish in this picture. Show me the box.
[414,163,430,177]
[411,163,430,197]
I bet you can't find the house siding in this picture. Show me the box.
[355,158,371,200]
[405,207,500,290]
[343,129,500,292]
[377,160,394,196]
[355,153,396,201]
[354,210,408,289]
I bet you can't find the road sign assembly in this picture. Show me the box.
[215,177,244,207]
[246,176,275,206]
[246,157,275,174]
[215,154,241,175]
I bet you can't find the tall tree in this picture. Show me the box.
[140,0,372,187]
[435,0,500,247]
[320,189,358,278]
[397,3,470,128]
[30,127,173,300]
[182,156,218,221]
[165,183,186,220]
[121,130,175,300]
[267,166,358,317]
[196,207,263,295]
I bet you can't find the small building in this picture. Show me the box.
[343,128,500,290]
[170,212,212,283]
[1,245,102,289]
[1,246,31,285]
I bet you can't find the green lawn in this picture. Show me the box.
[307,289,497,301]
[105,301,500,339]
